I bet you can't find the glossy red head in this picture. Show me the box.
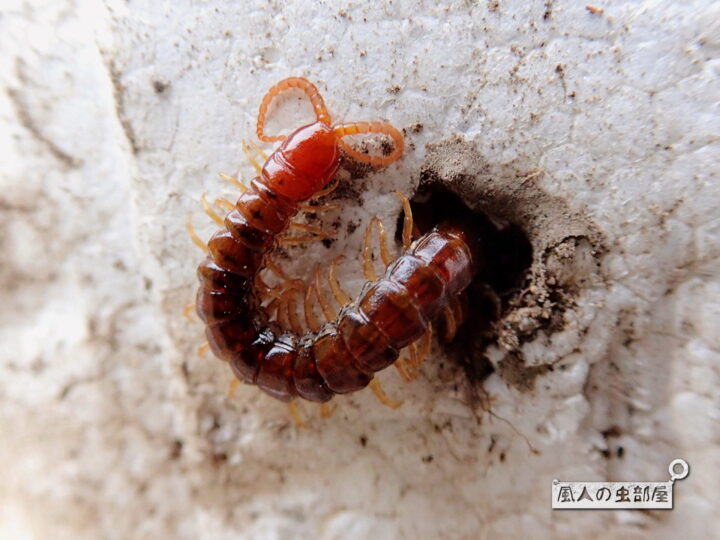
[261,122,339,202]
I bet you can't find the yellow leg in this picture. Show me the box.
[368,378,403,409]
[314,266,337,321]
[214,197,235,212]
[201,193,224,226]
[276,296,290,329]
[304,286,321,332]
[265,258,292,282]
[183,303,196,322]
[299,201,340,212]
[312,177,339,199]
[249,139,268,161]
[266,297,280,320]
[218,172,246,192]
[319,402,335,419]
[395,191,413,250]
[288,401,309,428]
[228,377,240,398]
[279,235,330,246]
[442,305,457,342]
[289,221,335,238]
[242,139,263,175]
[285,289,304,334]
[371,217,392,267]
[394,358,412,382]
[416,324,433,369]
[187,214,209,253]
[362,219,377,281]
[197,342,210,358]
[328,256,351,307]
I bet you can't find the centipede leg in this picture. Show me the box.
[299,201,340,213]
[373,217,392,267]
[319,402,335,419]
[314,266,337,321]
[186,214,209,253]
[201,193,224,226]
[394,357,413,382]
[285,289,304,334]
[395,191,413,250]
[182,303,196,322]
[228,377,241,398]
[197,342,210,358]
[288,221,335,238]
[311,177,339,200]
[218,172,247,192]
[214,197,236,212]
[278,235,331,246]
[328,256,351,307]
[304,285,322,332]
[368,378,403,409]
[441,304,458,342]
[362,219,378,281]
[288,401,309,429]
[242,140,263,175]
[248,139,268,161]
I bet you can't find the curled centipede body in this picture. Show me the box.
[193,77,484,405]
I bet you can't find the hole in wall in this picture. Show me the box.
[409,136,607,394]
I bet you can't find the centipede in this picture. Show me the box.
[189,77,487,411]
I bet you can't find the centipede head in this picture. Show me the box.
[257,77,404,201]
[263,122,340,201]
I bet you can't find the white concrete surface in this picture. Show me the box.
[1,0,718,538]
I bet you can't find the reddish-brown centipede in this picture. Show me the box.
[191,77,484,407]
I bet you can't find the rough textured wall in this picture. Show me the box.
[1,0,718,538]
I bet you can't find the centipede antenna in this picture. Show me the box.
[287,401,309,429]
[186,214,209,253]
[328,256,351,307]
[218,172,247,192]
[395,191,413,250]
[304,286,321,332]
[333,121,404,167]
[362,219,378,282]
[314,266,337,321]
[182,303,196,322]
[201,193,224,226]
[257,77,332,143]
[368,378,403,409]
[242,140,263,175]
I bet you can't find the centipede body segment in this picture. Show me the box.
[193,77,485,404]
